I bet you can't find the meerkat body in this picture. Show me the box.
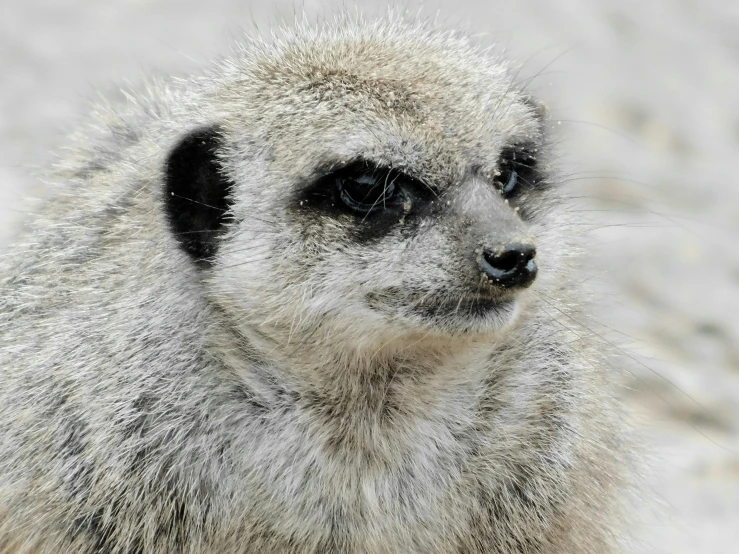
[0,17,626,554]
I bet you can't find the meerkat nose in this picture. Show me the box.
[481,243,538,289]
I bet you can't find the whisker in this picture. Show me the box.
[532,289,737,452]
[218,256,275,270]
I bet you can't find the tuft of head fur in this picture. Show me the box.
[0,14,629,554]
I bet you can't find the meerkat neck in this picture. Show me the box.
[213,319,497,425]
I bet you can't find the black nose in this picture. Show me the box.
[481,243,538,288]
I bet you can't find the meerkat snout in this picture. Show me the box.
[481,243,537,288]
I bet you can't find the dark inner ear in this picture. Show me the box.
[163,126,234,266]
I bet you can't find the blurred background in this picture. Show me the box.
[1,0,738,551]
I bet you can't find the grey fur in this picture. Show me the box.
[0,15,628,554]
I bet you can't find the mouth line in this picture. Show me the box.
[368,289,515,319]
[410,295,514,318]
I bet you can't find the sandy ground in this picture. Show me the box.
[2,0,738,551]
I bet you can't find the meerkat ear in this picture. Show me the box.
[163,126,235,266]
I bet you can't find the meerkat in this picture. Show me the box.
[0,15,628,554]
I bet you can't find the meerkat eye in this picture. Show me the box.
[500,169,518,195]
[494,144,539,198]
[301,159,431,220]
[336,166,399,214]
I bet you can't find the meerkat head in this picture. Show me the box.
[162,20,559,355]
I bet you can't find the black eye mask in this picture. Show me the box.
[494,143,542,198]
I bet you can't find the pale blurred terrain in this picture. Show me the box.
[2,1,738,552]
